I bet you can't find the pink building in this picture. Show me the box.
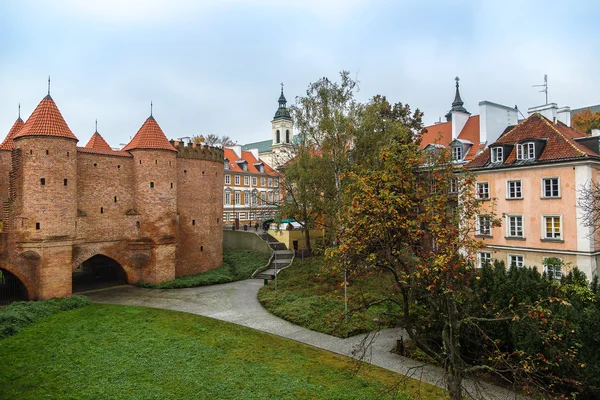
[467,113,600,279]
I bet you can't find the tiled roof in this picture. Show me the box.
[0,117,24,150]
[224,147,277,176]
[13,95,78,141]
[85,132,112,151]
[121,116,177,152]
[77,147,133,158]
[467,113,597,169]
[420,121,452,148]
[458,115,480,161]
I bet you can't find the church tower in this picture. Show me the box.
[270,84,294,168]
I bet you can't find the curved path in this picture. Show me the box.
[85,280,522,400]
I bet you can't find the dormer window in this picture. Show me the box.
[491,147,503,163]
[451,146,463,161]
[516,142,535,160]
[224,158,229,170]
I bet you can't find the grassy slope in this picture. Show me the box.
[258,257,401,338]
[139,249,270,289]
[0,305,446,400]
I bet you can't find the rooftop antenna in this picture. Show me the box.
[47,76,51,95]
[533,74,548,105]
[515,105,526,119]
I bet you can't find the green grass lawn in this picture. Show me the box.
[258,257,401,338]
[138,249,270,289]
[0,304,446,400]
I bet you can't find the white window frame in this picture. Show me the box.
[234,175,240,185]
[478,252,492,268]
[542,214,562,240]
[261,177,266,186]
[252,177,257,186]
[244,176,249,186]
[476,215,492,236]
[491,147,503,163]
[224,161,229,170]
[268,178,273,187]
[516,142,535,160]
[274,178,279,187]
[224,192,231,205]
[508,254,524,269]
[235,191,240,205]
[450,177,458,194]
[543,257,563,280]
[225,175,231,185]
[506,214,524,238]
[225,212,230,221]
[506,180,522,199]
[451,146,463,161]
[541,177,560,198]
[477,182,489,200]
[244,191,249,205]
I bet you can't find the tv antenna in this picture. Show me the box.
[533,74,548,105]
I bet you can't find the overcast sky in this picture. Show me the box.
[1,0,598,148]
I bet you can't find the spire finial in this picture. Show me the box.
[455,76,460,88]
[95,119,98,133]
[281,82,284,94]
[48,76,51,95]
[18,103,20,119]
[150,101,153,117]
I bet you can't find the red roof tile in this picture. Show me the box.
[0,118,24,150]
[467,113,596,169]
[13,95,78,141]
[85,132,112,151]
[122,116,177,152]
[223,148,278,176]
[77,147,133,158]
[458,115,480,161]
[420,121,452,148]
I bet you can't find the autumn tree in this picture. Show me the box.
[328,140,585,398]
[572,109,600,134]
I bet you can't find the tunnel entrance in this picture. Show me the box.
[72,255,127,293]
[0,268,28,306]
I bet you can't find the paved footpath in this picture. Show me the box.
[85,280,523,400]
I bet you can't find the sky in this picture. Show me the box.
[0,0,599,149]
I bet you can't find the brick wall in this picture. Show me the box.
[176,157,224,276]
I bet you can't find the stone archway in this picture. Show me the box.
[72,254,127,293]
[0,268,29,305]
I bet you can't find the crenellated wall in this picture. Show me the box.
[0,141,224,300]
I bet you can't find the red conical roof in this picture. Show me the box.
[0,117,25,150]
[85,131,112,151]
[13,95,78,141]
[122,116,177,152]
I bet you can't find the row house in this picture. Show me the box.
[466,111,600,280]
[223,146,279,228]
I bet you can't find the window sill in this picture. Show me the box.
[505,236,526,241]
[541,238,564,243]
[475,234,492,239]
[477,197,490,201]
[505,197,523,201]
[541,197,561,200]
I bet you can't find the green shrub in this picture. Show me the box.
[0,295,91,340]
[138,249,269,289]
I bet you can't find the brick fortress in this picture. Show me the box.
[0,92,224,301]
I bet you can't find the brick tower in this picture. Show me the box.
[11,93,79,299]
[121,108,178,283]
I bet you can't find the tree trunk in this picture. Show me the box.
[304,228,312,255]
[447,370,463,400]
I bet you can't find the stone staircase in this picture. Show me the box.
[253,233,294,280]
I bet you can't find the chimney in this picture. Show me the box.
[592,129,600,137]
[557,106,571,126]
[479,101,519,144]
[528,103,558,122]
